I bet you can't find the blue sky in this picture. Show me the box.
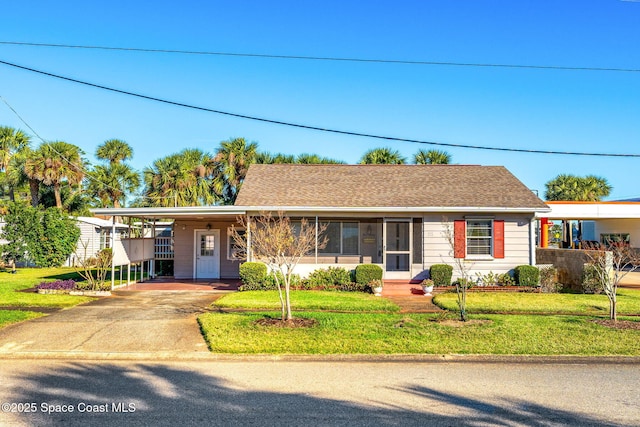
[0,0,639,200]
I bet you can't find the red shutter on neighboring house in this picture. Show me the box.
[494,220,505,259]
[454,220,466,258]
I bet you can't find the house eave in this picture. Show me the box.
[92,205,549,219]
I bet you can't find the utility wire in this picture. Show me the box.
[2,59,638,158]
[1,40,639,73]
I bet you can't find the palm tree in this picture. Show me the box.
[5,148,39,206]
[87,139,139,208]
[24,141,85,209]
[87,164,140,208]
[296,153,345,164]
[143,149,216,207]
[359,147,406,164]
[210,137,258,205]
[544,174,612,201]
[0,126,31,201]
[96,138,133,165]
[413,149,451,165]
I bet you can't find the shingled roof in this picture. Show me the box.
[235,164,548,210]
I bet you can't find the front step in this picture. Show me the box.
[382,280,426,296]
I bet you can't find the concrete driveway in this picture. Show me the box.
[0,291,222,357]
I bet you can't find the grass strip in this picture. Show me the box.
[213,290,400,312]
[433,289,640,315]
[198,312,640,355]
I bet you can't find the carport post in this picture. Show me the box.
[141,224,145,283]
[111,216,116,290]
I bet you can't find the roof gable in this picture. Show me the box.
[235,164,548,210]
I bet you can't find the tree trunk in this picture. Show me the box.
[285,282,292,321]
[29,179,39,207]
[610,294,617,321]
[53,182,62,208]
[8,187,15,202]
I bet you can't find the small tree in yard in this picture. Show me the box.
[584,241,640,321]
[442,218,473,322]
[231,212,327,322]
[74,240,113,291]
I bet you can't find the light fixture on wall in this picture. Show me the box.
[181,224,186,230]
[206,223,211,230]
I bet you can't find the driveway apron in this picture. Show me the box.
[0,291,221,355]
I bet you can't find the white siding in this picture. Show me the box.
[421,214,534,280]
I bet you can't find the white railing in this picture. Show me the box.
[155,236,174,260]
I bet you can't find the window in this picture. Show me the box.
[454,219,504,259]
[227,228,246,260]
[467,219,493,256]
[200,235,215,256]
[600,233,630,247]
[318,221,359,255]
[99,230,111,250]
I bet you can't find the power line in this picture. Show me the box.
[1,58,639,158]
[1,40,639,73]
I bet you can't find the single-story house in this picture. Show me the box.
[92,164,550,283]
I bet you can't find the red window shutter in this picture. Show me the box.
[454,220,466,258]
[494,220,505,259]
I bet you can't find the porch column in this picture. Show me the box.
[246,216,252,262]
[540,218,549,248]
[141,219,145,283]
[151,218,156,279]
[315,216,319,264]
[111,216,116,290]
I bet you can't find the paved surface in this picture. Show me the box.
[1,360,638,426]
[0,291,223,356]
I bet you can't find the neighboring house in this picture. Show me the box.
[93,164,550,282]
[538,201,640,248]
[66,217,130,266]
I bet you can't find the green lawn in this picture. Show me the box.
[0,268,95,308]
[0,267,98,329]
[0,310,45,327]
[199,290,640,355]
[432,289,640,315]
[198,311,640,355]
[213,290,400,312]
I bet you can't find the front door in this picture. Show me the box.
[195,230,220,279]
[383,219,412,279]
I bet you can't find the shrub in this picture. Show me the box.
[498,272,514,286]
[581,263,604,294]
[264,271,302,289]
[539,265,562,293]
[336,282,369,292]
[429,264,453,286]
[514,265,540,286]
[306,267,352,288]
[355,264,383,285]
[239,262,267,287]
[35,279,76,291]
[74,281,112,291]
[238,281,277,291]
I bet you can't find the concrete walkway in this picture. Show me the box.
[0,290,223,357]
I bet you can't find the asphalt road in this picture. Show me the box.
[0,360,638,426]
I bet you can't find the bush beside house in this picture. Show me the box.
[429,264,453,286]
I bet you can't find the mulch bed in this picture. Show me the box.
[593,319,640,330]
[255,317,318,328]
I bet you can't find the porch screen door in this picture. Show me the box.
[384,220,411,279]
[195,230,220,279]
